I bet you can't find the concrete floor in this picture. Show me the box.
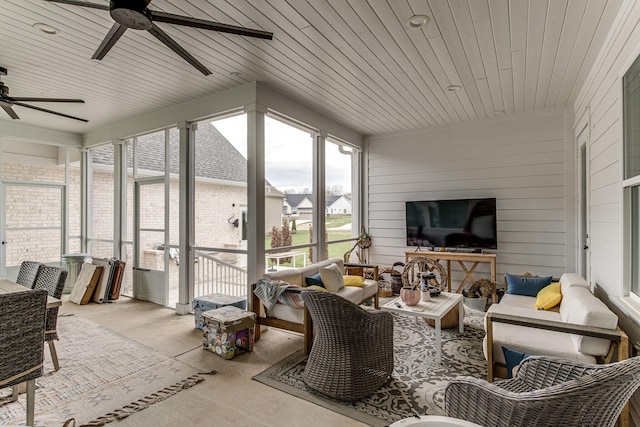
[60,296,365,427]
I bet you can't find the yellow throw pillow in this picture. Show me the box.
[534,282,562,310]
[343,275,365,287]
[305,285,328,292]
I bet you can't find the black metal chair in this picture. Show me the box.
[301,290,394,401]
[445,356,640,427]
[0,289,48,427]
[16,261,43,288]
[33,265,68,371]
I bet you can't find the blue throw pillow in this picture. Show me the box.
[505,273,553,297]
[305,273,324,287]
[502,346,531,379]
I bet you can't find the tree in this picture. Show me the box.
[280,219,292,263]
[270,226,282,250]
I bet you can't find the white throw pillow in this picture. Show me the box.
[319,263,345,293]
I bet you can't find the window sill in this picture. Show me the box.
[617,296,640,325]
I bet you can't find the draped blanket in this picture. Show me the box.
[254,279,303,310]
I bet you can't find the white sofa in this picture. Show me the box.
[251,257,379,354]
[484,273,627,380]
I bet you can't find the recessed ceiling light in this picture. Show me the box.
[405,15,430,29]
[230,71,241,77]
[494,110,505,116]
[32,23,59,35]
[447,84,462,92]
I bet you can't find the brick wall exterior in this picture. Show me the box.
[2,160,249,268]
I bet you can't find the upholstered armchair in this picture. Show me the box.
[301,290,393,401]
[445,356,640,427]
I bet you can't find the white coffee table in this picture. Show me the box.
[390,415,481,426]
[381,292,464,364]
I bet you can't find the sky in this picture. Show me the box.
[212,114,353,194]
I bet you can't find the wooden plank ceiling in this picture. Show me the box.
[0,0,622,136]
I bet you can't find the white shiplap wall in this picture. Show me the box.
[572,0,640,302]
[366,108,570,287]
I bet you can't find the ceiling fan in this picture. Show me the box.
[0,67,88,122]
[46,0,274,75]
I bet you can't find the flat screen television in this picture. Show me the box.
[406,198,497,249]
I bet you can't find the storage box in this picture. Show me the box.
[193,293,247,329]
[202,306,256,360]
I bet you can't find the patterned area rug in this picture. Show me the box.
[253,308,487,427]
[0,315,203,427]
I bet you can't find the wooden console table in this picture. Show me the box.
[405,251,497,302]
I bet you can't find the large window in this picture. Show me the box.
[325,138,357,261]
[624,54,640,297]
[192,115,248,300]
[265,116,314,265]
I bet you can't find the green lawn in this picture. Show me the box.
[267,217,355,267]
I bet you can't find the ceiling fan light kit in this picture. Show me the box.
[46,0,274,76]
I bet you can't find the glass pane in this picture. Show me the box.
[68,237,81,254]
[91,240,113,259]
[624,55,640,179]
[126,141,134,242]
[266,117,314,262]
[167,131,180,309]
[6,186,62,227]
[139,183,165,230]
[6,229,60,265]
[139,230,165,272]
[194,117,247,250]
[632,187,640,295]
[91,144,114,241]
[325,139,355,260]
[122,243,134,297]
[168,129,180,245]
[69,154,82,239]
[135,130,165,178]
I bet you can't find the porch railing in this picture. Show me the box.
[193,250,247,299]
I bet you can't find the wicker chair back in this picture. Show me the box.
[301,290,394,401]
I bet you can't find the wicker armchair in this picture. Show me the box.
[16,261,43,288]
[445,356,640,427]
[0,289,48,427]
[33,265,68,371]
[301,290,394,401]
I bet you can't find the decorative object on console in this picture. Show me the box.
[401,257,447,295]
[462,279,495,312]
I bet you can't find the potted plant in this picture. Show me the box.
[462,279,494,312]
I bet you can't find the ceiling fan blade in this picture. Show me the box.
[45,0,109,11]
[9,97,85,103]
[0,101,19,119]
[151,11,273,40]
[92,22,127,60]
[148,23,211,76]
[13,101,88,122]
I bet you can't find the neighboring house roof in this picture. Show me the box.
[326,195,340,206]
[284,194,311,208]
[284,194,351,208]
[92,123,248,184]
